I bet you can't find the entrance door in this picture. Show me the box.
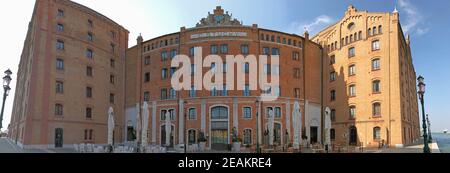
[310,127,318,144]
[211,106,229,150]
[349,126,357,145]
[55,128,63,148]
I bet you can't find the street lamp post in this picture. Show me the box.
[427,114,432,143]
[255,98,260,153]
[417,76,430,153]
[1,69,13,131]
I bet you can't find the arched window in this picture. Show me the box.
[358,31,362,40]
[350,35,353,42]
[354,33,357,41]
[211,106,228,119]
[345,36,349,44]
[373,27,377,35]
[331,109,336,122]
[373,102,381,117]
[335,41,338,49]
[368,28,372,36]
[373,127,381,140]
[331,43,334,51]
[378,25,382,34]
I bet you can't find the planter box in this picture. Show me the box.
[232,142,241,152]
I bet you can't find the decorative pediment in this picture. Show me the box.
[196,6,242,27]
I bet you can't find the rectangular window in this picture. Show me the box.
[373,80,381,93]
[331,109,336,122]
[241,44,249,55]
[86,107,92,119]
[169,88,176,99]
[348,47,355,57]
[244,85,250,96]
[161,51,168,61]
[88,20,93,27]
[272,48,280,55]
[111,44,115,53]
[170,67,176,77]
[189,108,197,120]
[349,106,356,119]
[144,56,151,65]
[57,23,64,32]
[107,58,113,68]
[86,87,92,98]
[293,52,299,61]
[143,92,150,102]
[221,84,228,96]
[88,33,93,42]
[160,89,167,100]
[372,59,380,70]
[55,104,63,116]
[86,66,93,77]
[330,55,335,65]
[263,47,270,55]
[57,9,64,17]
[56,81,64,94]
[110,93,115,104]
[372,40,380,51]
[243,107,252,119]
[56,40,64,50]
[144,72,150,82]
[110,75,115,84]
[210,86,218,96]
[275,107,281,118]
[294,68,301,78]
[211,45,218,54]
[86,49,93,59]
[349,65,356,76]
[373,103,381,117]
[220,44,228,54]
[331,90,336,101]
[330,72,336,82]
[189,86,196,98]
[294,88,300,98]
[56,58,64,70]
[349,85,356,97]
[161,68,168,79]
[170,49,177,59]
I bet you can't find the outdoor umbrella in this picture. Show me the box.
[136,103,141,144]
[324,107,332,147]
[108,107,115,147]
[293,101,301,150]
[268,109,275,146]
[141,102,149,150]
[165,111,172,147]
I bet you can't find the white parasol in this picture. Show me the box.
[165,111,172,147]
[293,101,301,150]
[268,109,275,146]
[107,107,115,146]
[141,102,149,149]
[135,103,141,144]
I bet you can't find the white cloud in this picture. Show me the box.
[289,15,334,36]
[398,0,429,36]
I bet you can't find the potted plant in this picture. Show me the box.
[231,127,241,152]
[198,131,207,151]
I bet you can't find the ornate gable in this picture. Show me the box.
[196,6,242,27]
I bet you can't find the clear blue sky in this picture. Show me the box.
[1,0,449,132]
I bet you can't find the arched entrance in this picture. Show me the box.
[55,128,63,148]
[210,106,229,150]
[349,126,358,146]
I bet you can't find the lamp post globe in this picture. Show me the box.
[1,69,13,130]
[417,76,430,153]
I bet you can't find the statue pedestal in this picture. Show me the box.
[232,142,241,152]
